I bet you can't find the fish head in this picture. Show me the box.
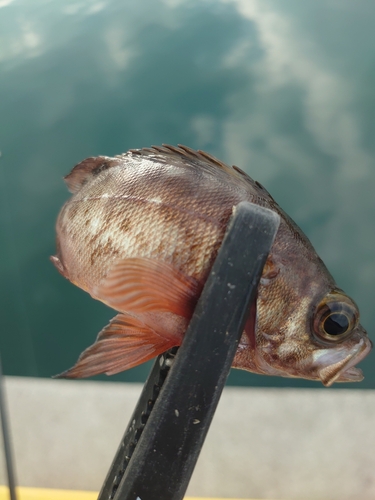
[235,219,372,386]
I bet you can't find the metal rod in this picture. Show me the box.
[0,355,17,500]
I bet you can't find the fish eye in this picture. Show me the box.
[323,312,350,336]
[313,292,359,342]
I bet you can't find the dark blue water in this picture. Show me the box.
[0,0,374,388]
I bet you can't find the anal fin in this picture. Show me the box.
[55,313,178,379]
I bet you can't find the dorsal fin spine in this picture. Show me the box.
[129,144,251,184]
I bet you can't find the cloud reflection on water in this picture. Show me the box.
[0,0,373,384]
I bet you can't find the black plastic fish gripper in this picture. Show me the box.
[98,201,280,500]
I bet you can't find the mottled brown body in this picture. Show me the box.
[52,145,371,385]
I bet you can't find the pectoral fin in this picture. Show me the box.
[94,257,201,318]
[55,313,178,379]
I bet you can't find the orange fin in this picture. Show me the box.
[55,313,177,378]
[95,258,201,318]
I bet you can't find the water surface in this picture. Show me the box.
[0,0,374,387]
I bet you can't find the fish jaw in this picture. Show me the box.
[234,321,372,386]
[316,334,372,387]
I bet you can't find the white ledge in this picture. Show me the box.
[1,376,374,499]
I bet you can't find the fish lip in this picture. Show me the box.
[336,366,364,383]
[319,336,373,387]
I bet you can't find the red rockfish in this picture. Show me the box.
[51,145,372,386]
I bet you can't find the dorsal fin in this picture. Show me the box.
[127,144,251,184]
[66,145,276,205]
[231,164,276,202]
[64,156,115,193]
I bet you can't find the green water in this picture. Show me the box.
[0,0,374,388]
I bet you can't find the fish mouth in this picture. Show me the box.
[318,336,372,387]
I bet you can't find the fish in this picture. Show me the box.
[51,144,372,386]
